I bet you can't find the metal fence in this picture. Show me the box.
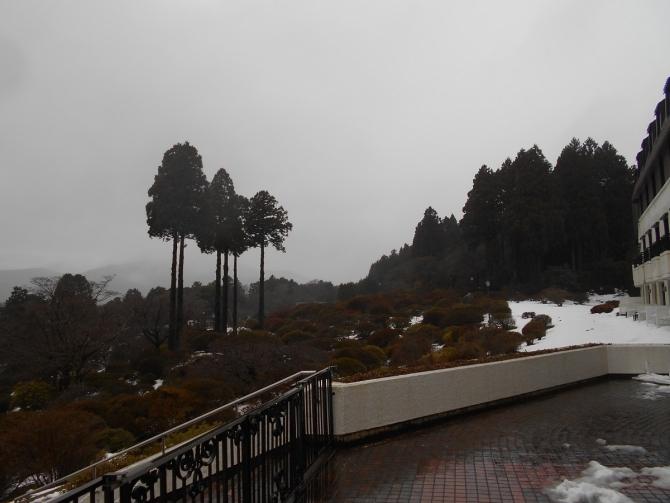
[43,368,333,503]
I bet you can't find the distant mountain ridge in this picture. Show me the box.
[0,261,311,302]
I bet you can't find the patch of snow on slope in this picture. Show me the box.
[508,295,670,351]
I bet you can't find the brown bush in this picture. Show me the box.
[441,304,484,327]
[333,347,382,370]
[264,317,288,333]
[368,328,402,349]
[0,409,104,488]
[329,357,367,377]
[489,312,516,330]
[590,304,614,314]
[531,314,553,328]
[458,327,521,357]
[536,288,569,306]
[434,294,461,308]
[354,321,376,338]
[369,302,395,317]
[347,296,371,312]
[389,334,432,367]
[454,341,486,360]
[389,316,411,329]
[422,307,445,327]
[522,320,546,343]
[281,330,313,345]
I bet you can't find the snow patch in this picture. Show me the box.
[633,373,670,386]
[604,445,648,454]
[153,379,163,390]
[544,461,670,502]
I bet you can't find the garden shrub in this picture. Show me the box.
[330,357,367,377]
[94,427,135,453]
[186,330,218,352]
[291,303,322,321]
[368,328,401,349]
[489,312,517,330]
[180,378,234,406]
[454,340,486,360]
[422,307,445,327]
[404,323,441,342]
[363,345,387,364]
[369,302,395,317]
[133,352,167,379]
[389,316,411,329]
[333,347,382,369]
[244,318,261,329]
[105,394,152,436]
[281,330,313,345]
[347,296,371,312]
[488,300,512,315]
[264,317,287,333]
[531,314,554,328]
[536,288,569,306]
[522,320,546,343]
[389,335,432,367]
[458,327,521,357]
[308,337,335,351]
[441,304,484,327]
[590,304,614,314]
[146,387,205,433]
[420,345,458,364]
[521,312,536,319]
[354,321,377,338]
[275,324,295,338]
[333,339,361,349]
[435,294,460,308]
[10,381,54,411]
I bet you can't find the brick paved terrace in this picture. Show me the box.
[315,378,670,502]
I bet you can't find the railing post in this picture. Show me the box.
[242,416,251,502]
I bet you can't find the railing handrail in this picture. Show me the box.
[19,370,317,502]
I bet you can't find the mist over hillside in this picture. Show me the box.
[0,261,310,302]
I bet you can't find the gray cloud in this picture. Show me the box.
[1,0,668,288]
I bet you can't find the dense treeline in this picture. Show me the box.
[346,139,636,297]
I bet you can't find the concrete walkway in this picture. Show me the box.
[317,379,670,502]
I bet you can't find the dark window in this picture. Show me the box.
[651,174,658,198]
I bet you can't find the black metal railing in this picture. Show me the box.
[634,235,670,267]
[35,368,333,503]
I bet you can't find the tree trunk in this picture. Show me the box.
[176,233,185,349]
[233,254,239,335]
[222,251,229,333]
[169,231,178,350]
[259,242,265,327]
[214,251,221,331]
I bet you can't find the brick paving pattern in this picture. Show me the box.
[318,379,670,502]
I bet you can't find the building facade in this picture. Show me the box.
[632,77,670,319]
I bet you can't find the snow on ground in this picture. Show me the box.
[508,294,670,351]
[544,460,670,502]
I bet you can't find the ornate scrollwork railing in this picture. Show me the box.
[44,367,333,503]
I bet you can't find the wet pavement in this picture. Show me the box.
[318,379,670,502]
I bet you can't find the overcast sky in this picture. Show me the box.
[1,1,669,287]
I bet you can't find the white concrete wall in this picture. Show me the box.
[332,345,670,440]
[607,345,670,374]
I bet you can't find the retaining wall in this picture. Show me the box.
[332,345,670,443]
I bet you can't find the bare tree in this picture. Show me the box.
[0,274,125,389]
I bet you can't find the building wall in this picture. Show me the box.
[632,79,670,306]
